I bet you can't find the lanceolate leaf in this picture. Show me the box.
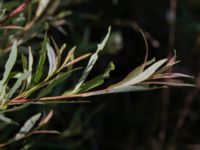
[0,114,18,125]
[27,47,33,88]
[0,41,18,90]
[141,81,195,87]
[0,86,6,105]
[39,86,161,102]
[38,68,80,97]
[14,113,42,141]
[0,103,31,114]
[51,37,61,68]
[79,62,115,92]
[36,0,50,19]
[21,54,28,71]
[46,43,57,78]
[72,26,111,93]
[32,130,60,135]
[33,33,49,84]
[151,73,194,80]
[109,58,155,88]
[91,85,156,95]
[6,71,30,101]
[111,59,167,88]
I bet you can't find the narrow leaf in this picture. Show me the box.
[110,58,155,88]
[0,103,31,114]
[0,114,18,125]
[46,43,57,78]
[38,69,79,97]
[112,59,167,88]
[33,34,48,84]
[141,80,195,87]
[8,0,32,18]
[14,113,41,141]
[32,130,60,135]
[21,54,28,71]
[27,47,33,88]
[152,73,194,80]
[6,71,30,102]
[39,86,161,102]
[36,0,50,18]
[72,26,111,93]
[0,41,17,89]
[79,62,115,92]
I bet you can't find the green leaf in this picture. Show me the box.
[0,114,18,125]
[142,81,195,87]
[0,85,6,105]
[5,71,30,103]
[51,37,61,68]
[124,58,155,81]
[0,41,18,91]
[112,59,167,88]
[38,69,79,97]
[82,86,156,97]
[0,103,39,114]
[79,62,115,92]
[33,34,49,84]
[36,0,51,18]
[27,47,33,88]
[72,26,111,93]
[21,54,28,71]
[46,43,57,78]
[14,113,42,141]
[105,86,153,94]
[109,58,155,88]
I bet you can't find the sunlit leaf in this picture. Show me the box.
[0,41,18,91]
[32,130,60,135]
[142,80,195,87]
[110,58,155,88]
[5,70,30,103]
[51,37,61,68]
[0,114,18,125]
[152,73,194,80]
[88,85,154,96]
[38,68,80,97]
[33,33,49,84]
[0,103,31,114]
[111,58,167,89]
[14,113,41,141]
[36,0,50,18]
[0,86,7,106]
[27,47,33,88]
[79,62,115,92]
[46,43,57,78]
[72,26,111,93]
[21,54,28,71]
